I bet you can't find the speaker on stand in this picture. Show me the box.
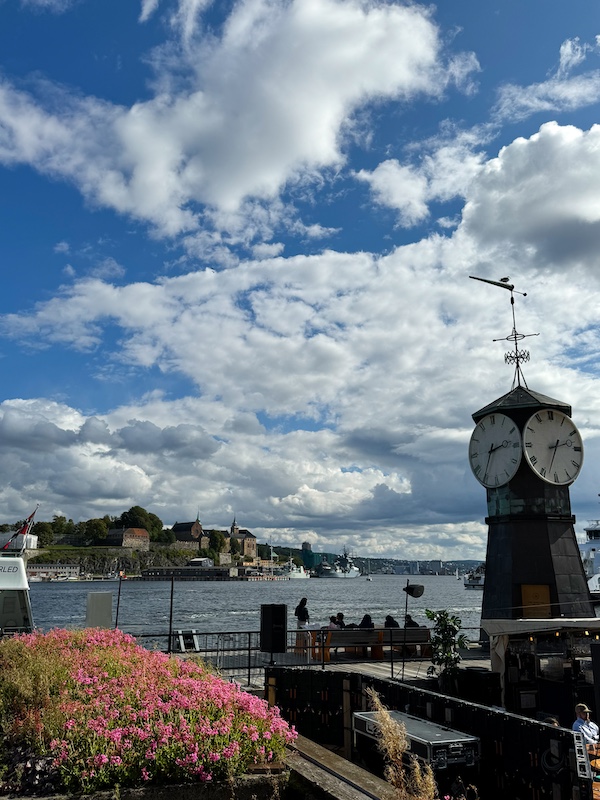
[260,604,288,665]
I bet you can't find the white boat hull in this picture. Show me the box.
[318,568,361,578]
[464,579,484,589]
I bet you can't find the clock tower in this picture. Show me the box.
[468,277,593,620]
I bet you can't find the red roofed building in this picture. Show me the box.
[106,527,150,551]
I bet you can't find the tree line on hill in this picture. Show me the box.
[0,506,170,548]
[1,506,265,566]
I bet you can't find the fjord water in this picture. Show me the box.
[29,574,483,639]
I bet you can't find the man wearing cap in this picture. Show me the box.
[573,703,600,746]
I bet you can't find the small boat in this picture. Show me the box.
[464,564,485,590]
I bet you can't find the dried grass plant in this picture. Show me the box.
[366,687,437,800]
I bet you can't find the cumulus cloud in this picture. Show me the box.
[3,4,600,562]
[461,122,600,270]
[0,0,470,247]
[356,161,429,227]
[355,130,486,225]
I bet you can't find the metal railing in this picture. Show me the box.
[121,626,485,687]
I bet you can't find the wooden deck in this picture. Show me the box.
[320,644,491,683]
[215,643,492,690]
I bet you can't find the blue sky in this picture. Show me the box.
[1,0,600,561]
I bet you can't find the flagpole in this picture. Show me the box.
[4,505,40,556]
[22,505,39,554]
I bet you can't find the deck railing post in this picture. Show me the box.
[167,575,174,654]
[247,631,251,686]
[114,577,122,630]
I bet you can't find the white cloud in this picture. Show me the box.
[357,161,429,226]
[355,131,486,224]
[169,0,213,43]
[4,4,600,562]
[557,37,593,78]
[461,122,600,271]
[90,257,126,280]
[139,0,161,23]
[492,37,600,123]
[251,242,284,259]
[0,0,461,243]
[20,0,75,11]
[494,72,600,122]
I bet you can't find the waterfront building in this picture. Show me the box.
[228,519,257,559]
[26,563,80,581]
[170,517,257,560]
[106,527,150,551]
[171,519,209,550]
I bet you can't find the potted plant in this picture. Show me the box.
[425,609,468,694]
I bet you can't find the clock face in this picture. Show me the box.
[468,413,523,488]
[523,409,584,485]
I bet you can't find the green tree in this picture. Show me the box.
[32,521,54,547]
[155,527,176,544]
[257,544,271,560]
[85,518,109,543]
[229,537,241,556]
[118,506,163,540]
[51,515,68,537]
[147,512,164,540]
[209,530,226,553]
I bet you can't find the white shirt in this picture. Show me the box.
[573,716,599,746]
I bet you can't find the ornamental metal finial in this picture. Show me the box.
[469,275,539,389]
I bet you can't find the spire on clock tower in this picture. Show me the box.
[469,275,539,389]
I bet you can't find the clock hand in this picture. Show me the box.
[484,445,494,476]
[484,440,511,477]
[490,440,512,453]
[548,439,560,471]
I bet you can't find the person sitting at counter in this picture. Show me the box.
[573,703,599,746]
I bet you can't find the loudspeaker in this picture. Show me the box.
[260,604,287,653]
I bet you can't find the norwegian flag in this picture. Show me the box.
[3,506,38,552]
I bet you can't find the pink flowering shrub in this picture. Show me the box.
[0,628,296,794]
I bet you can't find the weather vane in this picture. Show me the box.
[469,275,538,389]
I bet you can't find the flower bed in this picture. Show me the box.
[0,629,296,795]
